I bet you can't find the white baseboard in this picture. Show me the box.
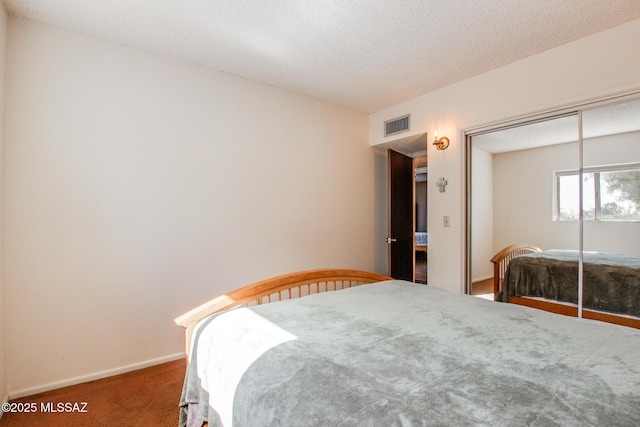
[472,275,493,283]
[10,352,185,399]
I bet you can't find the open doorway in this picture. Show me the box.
[375,133,428,282]
[415,156,428,284]
[386,150,428,283]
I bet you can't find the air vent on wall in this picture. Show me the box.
[384,114,410,137]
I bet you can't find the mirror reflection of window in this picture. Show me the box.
[556,164,640,221]
[599,169,640,220]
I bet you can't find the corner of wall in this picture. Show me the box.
[0,2,8,410]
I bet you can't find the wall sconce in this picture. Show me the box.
[433,132,450,151]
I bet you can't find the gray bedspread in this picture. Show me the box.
[180,280,640,426]
[498,250,640,316]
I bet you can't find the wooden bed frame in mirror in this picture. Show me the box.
[490,243,542,295]
[175,268,393,356]
[491,244,640,330]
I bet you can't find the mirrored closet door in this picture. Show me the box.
[580,98,640,321]
[467,114,579,302]
[467,95,640,323]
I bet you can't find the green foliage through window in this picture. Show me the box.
[555,164,640,221]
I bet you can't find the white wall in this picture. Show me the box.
[0,4,7,410]
[471,147,493,282]
[370,18,640,293]
[493,142,580,252]
[5,18,375,396]
[492,130,640,256]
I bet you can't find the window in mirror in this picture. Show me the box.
[554,162,640,221]
[600,168,640,220]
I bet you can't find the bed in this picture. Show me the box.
[415,231,427,253]
[176,268,640,426]
[492,244,640,329]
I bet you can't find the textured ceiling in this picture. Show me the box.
[472,98,640,153]
[3,0,640,113]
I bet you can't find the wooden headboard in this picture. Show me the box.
[490,244,542,296]
[175,268,392,357]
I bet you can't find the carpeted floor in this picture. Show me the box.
[0,358,186,427]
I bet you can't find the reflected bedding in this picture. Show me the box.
[498,249,640,316]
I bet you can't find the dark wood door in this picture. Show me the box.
[388,149,414,281]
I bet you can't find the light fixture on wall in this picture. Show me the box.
[433,131,450,151]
